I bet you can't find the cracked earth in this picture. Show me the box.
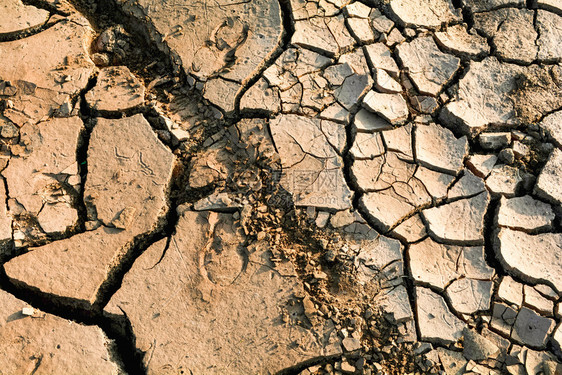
[0,0,562,373]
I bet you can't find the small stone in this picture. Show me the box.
[511,141,528,159]
[498,148,515,164]
[385,28,405,46]
[467,154,497,178]
[342,337,361,352]
[371,13,395,34]
[21,307,34,316]
[0,121,19,138]
[479,132,512,150]
[316,211,330,228]
[411,96,439,114]
[341,360,356,373]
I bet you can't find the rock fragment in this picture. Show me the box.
[511,307,555,348]
[434,24,490,58]
[85,66,145,112]
[353,109,393,132]
[416,287,465,344]
[486,165,526,197]
[415,122,468,174]
[396,36,460,96]
[467,154,497,178]
[479,132,511,150]
[497,195,555,232]
[535,148,562,205]
[363,43,400,77]
[362,90,409,124]
[0,289,119,374]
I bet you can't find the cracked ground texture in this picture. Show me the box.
[0,0,561,374]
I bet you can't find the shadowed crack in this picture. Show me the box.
[0,17,63,42]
